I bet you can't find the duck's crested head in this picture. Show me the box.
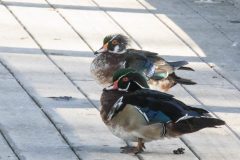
[94,34,129,55]
[106,68,149,92]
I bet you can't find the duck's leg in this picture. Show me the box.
[120,138,145,154]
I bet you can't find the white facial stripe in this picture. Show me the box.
[107,96,124,120]
[133,81,145,89]
[118,82,130,91]
[109,49,126,54]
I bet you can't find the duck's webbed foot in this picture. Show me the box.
[173,147,185,154]
[120,138,145,154]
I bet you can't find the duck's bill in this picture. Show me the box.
[105,81,118,90]
[94,43,108,55]
[94,47,107,55]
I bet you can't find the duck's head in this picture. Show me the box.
[106,68,149,92]
[94,34,129,55]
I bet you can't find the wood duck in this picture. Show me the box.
[91,34,196,92]
[100,69,225,154]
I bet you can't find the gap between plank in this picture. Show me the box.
[0,122,21,160]
[0,60,83,160]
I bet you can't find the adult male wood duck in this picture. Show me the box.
[100,69,225,154]
[91,34,196,92]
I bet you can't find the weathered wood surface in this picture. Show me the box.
[0,0,240,159]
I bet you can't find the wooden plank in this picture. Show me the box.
[139,0,240,89]
[0,5,80,160]
[0,133,17,160]
[182,0,240,42]
[93,0,195,56]
[0,1,138,160]
[0,61,78,160]
[47,0,139,50]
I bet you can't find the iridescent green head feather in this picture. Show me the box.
[112,69,149,91]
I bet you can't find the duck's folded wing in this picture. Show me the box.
[122,89,208,121]
[126,49,173,79]
[121,89,182,121]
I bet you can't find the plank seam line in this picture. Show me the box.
[0,0,98,110]
[91,0,143,49]
[0,123,21,160]
[0,3,83,160]
[136,0,240,92]
[44,0,95,52]
[180,137,201,160]
[181,85,240,140]
[43,0,101,109]
[182,0,234,43]
[0,59,83,160]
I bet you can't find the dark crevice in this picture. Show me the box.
[0,123,21,160]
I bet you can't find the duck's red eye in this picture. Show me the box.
[112,40,119,45]
[122,77,129,82]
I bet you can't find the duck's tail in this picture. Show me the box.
[149,73,196,92]
[167,117,225,136]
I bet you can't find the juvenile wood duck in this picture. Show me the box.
[91,34,196,92]
[100,69,225,154]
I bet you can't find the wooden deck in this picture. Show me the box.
[0,0,240,159]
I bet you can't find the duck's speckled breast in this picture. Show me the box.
[90,53,126,86]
